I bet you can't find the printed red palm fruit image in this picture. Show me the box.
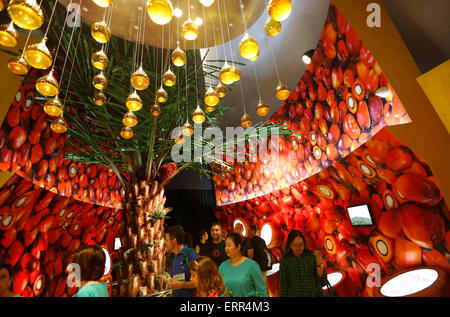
[394,173,441,206]
[369,232,394,263]
[422,248,450,272]
[6,105,20,127]
[377,208,403,239]
[12,269,28,295]
[337,40,348,64]
[343,113,360,140]
[8,240,24,266]
[356,101,370,130]
[24,228,39,246]
[323,234,338,255]
[345,24,361,56]
[8,126,27,150]
[20,253,38,272]
[356,250,382,274]
[394,236,422,268]
[368,96,383,125]
[385,147,413,172]
[33,274,46,297]
[30,144,44,164]
[1,227,17,248]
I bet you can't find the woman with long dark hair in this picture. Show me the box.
[279,230,327,297]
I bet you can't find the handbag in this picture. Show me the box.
[321,278,340,297]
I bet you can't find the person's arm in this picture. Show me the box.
[195,245,200,255]
[313,250,325,278]
[247,248,254,259]
[249,261,268,297]
[168,280,196,290]
[279,257,289,297]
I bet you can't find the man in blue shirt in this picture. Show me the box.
[165,225,198,297]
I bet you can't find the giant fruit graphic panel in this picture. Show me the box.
[0,174,120,297]
[0,69,124,209]
[215,128,449,296]
[213,3,411,206]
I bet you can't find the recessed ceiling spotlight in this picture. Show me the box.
[173,8,183,18]
[301,49,315,65]
[195,17,203,25]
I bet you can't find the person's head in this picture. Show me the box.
[248,225,258,238]
[234,223,244,236]
[225,233,244,258]
[210,222,222,242]
[188,256,225,297]
[0,263,14,294]
[165,225,185,252]
[284,230,308,257]
[71,245,106,282]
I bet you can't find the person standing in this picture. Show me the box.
[219,233,268,297]
[279,229,328,297]
[247,225,272,284]
[188,256,225,297]
[0,263,21,297]
[71,245,109,297]
[195,229,208,256]
[203,222,228,267]
[165,225,199,297]
[233,223,252,258]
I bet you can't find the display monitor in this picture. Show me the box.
[347,204,374,226]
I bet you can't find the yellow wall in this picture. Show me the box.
[333,0,450,201]
[417,59,450,135]
[0,33,41,187]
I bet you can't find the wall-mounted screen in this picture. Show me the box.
[347,204,374,226]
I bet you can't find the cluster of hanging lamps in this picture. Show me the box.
[7,55,30,75]
[162,68,176,87]
[264,18,281,37]
[126,91,143,111]
[91,20,111,43]
[171,45,186,67]
[123,110,138,127]
[147,0,173,25]
[93,71,108,90]
[240,112,252,128]
[92,0,113,8]
[0,22,18,47]
[23,37,52,69]
[256,99,270,117]
[204,86,219,107]
[93,91,107,106]
[156,86,168,103]
[120,126,134,139]
[174,133,185,145]
[275,81,290,100]
[268,0,292,22]
[131,65,150,90]
[220,62,241,85]
[182,120,194,136]
[44,96,64,117]
[215,82,226,98]
[91,49,109,70]
[182,18,199,41]
[239,33,259,61]
[51,116,68,133]
[36,71,59,97]
[7,0,44,30]
[192,105,206,124]
[151,102,161,116]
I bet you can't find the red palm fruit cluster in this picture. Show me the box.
[213,4,409,207]
[0,176,122,297]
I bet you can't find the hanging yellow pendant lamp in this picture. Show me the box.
[192,105,205,124]
[275,81,290,100]
[171,46,186,67]
[7,56,30,75]
[256,99,270,117]
[91,49,109,70]
[36,71,59,97]
[93,72,108,90]
[264,18,281,37]
[182,120,194,137]
[182,18,199,41]
[150,102,161,116]
[204,86,219,107]
[239,34,259,60]
[44,96,64,117]
[120,126,134,139]
[126,91,143,111]
[91,20,111,43]
[93,91,107,106]
[230,65,241,83]
[220,62,234,85]
[92,0,113,8]
[205,106,215,113]
[23,37,52,69]
[241,112,253,128]
[155,86,168,103]
[215,82,226,98]
[268,0,292,22]
[0,22,18,47]
[50,116,68,133]
[123,110,138,127]
[130,65,150,90]
[147,0,173,25]
[174,134,185,145]
[7,0,44,30]
[163,68,176,87]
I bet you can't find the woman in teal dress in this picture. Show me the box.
[219,233,267,297]
[71,245,109,297]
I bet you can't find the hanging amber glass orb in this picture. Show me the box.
[182,18,199,41]
[93,91,107,106]
[36,72,59,97]
[241,112,252,128]
[44,96,64,117]
[215,82,226,98]
[91,49,109,70]
[91,21,111,43]
[147,0,173,25]
[23,37,52,69]
[156,86,168,103]
[92,0,113,8]
[7,56,29,75]
[192,105,205,124]
[162,68,176,87]
[150,102,161,116]
[123,110,138,127]
[7,0,44,30]
[126,91,143,111]
[120,126,134,139]
[204,86,219,107]
[206,106,216,113]
[174,134,185,145]
[256,99,270,117]
[268,0,292,22]
[248,51,259,62]
[171,46,186,67]
[264,18,281,37]
[130,65,150,90]
[182,120,194,137]
[220,62,234,85]
[275,81,290,100]
[239,34,259,60]
[93,72,108,90]
[50,116,68,133]
[230,65,241,83]
[0,22,18,47]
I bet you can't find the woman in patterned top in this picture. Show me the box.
[279,230,328,297]
[188,256,225,297]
